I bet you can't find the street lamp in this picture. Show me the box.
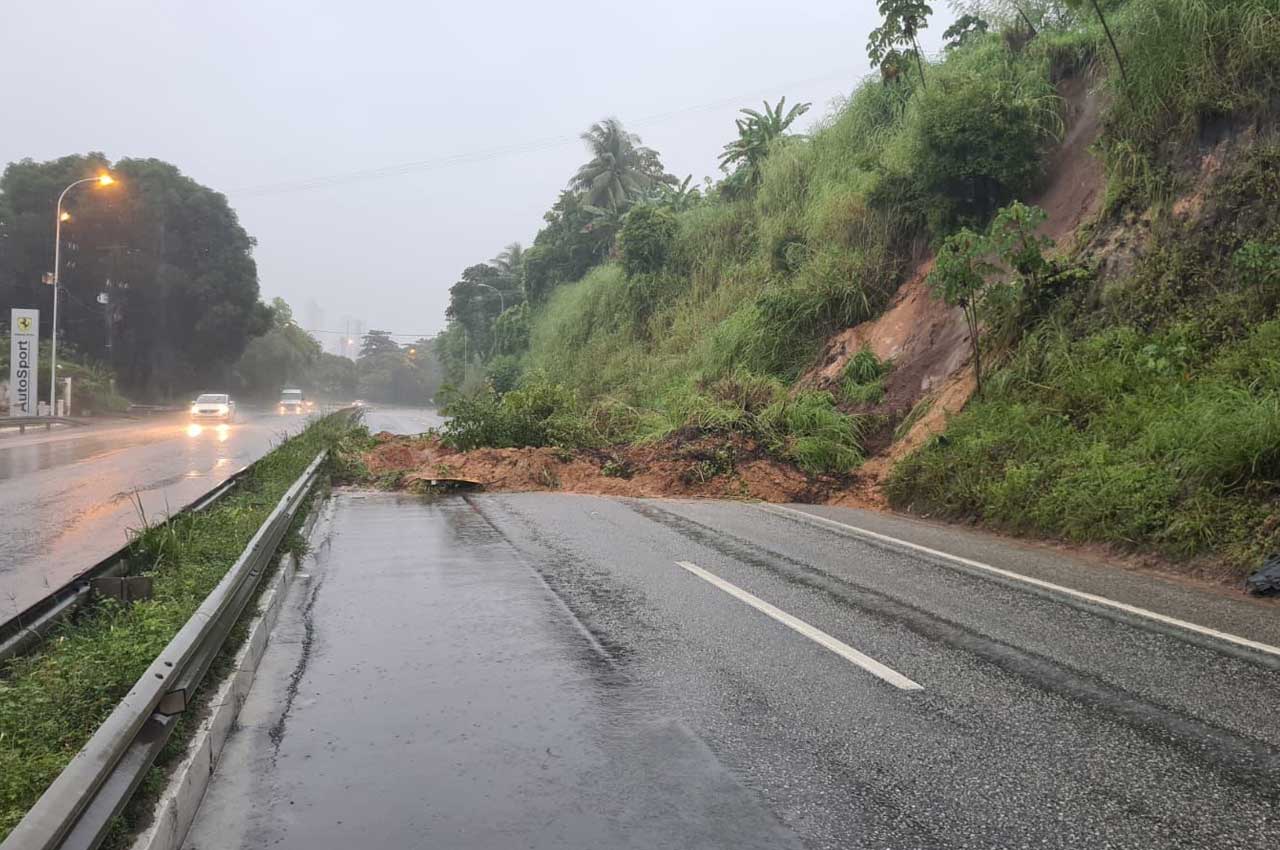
[474,282,505,314]
[50,173,116,415]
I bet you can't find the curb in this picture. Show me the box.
[127,496,330,850]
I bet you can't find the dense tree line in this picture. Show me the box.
[434,84,829,388]
[0,154,270,400]
[430,0,1131,396]
[233,304,441,405]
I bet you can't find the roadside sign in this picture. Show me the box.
[9,308,39,415]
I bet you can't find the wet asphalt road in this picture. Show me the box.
[0,406,440,618]
[186,491,1280,850]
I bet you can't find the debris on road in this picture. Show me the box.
[354,431,837,503]
[1245,554,1280,596]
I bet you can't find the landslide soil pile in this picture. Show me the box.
[359,430,843,503]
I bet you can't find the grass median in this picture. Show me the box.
[0,412,358,841]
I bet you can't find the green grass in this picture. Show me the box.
[889,122,1280,573]
[0,413,355,841]
[839,348,891,406]
[513,11,1077,421]
[1099,0,1280,201]
[447,1,1280,568]
[889,300,1280,572]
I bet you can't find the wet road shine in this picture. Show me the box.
[0,406,440,618]
[185,494,798,850]
[186,491,1280,850]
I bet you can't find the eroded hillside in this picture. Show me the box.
[368,0,1280,578]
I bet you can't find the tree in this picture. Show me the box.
[579,204,627,259]
[651,174,702,212]
[946,1,1069,32]
[356,336,440,405]
[569,118,673,211]
[988,201,1050,287]
[929,202,1054,395]
[943,14,990,49]
[492,303,530,357]
[359,329,400,358]
[0,154,270,400]
[314,351,357,398]
[234,297,321,397]
[489,242,525,282]
[928,228,998,396]
[618,206,678,278]
[444,263,521,357]
[522,190,606,304]
[908,70,1050,226]
[868,1,934,90]
[718,97,812,189]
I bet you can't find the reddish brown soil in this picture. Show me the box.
[362,432,839,503]
[804,72,1107,493]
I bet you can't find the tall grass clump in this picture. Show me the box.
[1101,0,1280,195]
[889,311,1280,570]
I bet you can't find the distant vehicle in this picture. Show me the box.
[190,393,236,422]
[278,388,310,415]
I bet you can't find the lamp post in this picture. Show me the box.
[50,173,115,415]
[473,282,505,314]
[472,284,506,358]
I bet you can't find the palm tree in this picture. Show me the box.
[489,242,525,278]
[653,175,702,212]
[570,118,669,211]
[718,97,812,188]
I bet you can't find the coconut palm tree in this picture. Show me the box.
[569,118,670,211]
[489,242,525,278]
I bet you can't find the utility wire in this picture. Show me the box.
[230,67,861,199]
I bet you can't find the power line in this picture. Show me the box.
[229,67,861,199]
[304,328,436,339]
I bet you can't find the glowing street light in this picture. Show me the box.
[473,282,505,314]
[50,172,117,414]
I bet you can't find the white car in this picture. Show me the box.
[190,393,236,422]
[278,388,310,415]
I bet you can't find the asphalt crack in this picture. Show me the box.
[268,570,326,752]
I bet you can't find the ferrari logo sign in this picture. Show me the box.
[9,308,39,415]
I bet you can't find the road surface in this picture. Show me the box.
[186,491,1280,850]
[0,406,441,618]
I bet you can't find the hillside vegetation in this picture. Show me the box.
[428,0,1280,574]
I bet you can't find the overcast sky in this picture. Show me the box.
[1,1,953,348]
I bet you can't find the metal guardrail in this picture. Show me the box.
[0,416,82,433]
[0,464,255,663]
[0,406,360,661]
[1,449,328,850]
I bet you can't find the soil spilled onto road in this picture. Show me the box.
[357,431,841,503]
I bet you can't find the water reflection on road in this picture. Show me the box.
[0,406,442,619]
[0,411,302,617]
